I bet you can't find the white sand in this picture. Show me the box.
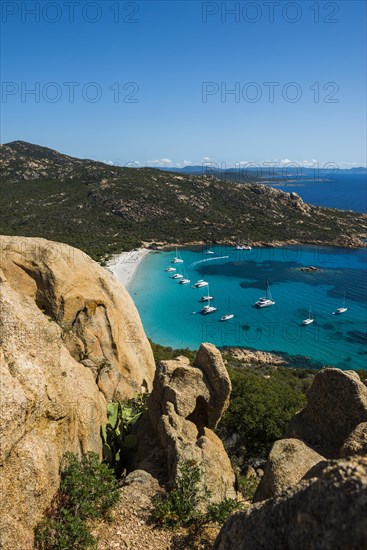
[107,248,150,288]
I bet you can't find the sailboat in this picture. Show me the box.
[192,279,209,288]
[200,293,217,315]
[179,270,191,284]
[171,247,184,264]
[204,244,215,255]
[170,265,183,279]
[333,292,348,315]
[255,281,275,308]
[303,305,314,325]
[220,298,234,321]
[234,234,252,250]
[200,285,214,302]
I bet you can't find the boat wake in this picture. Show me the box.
[189,256,229,269]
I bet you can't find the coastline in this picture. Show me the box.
[145,235,367,251]
[107,248,151,288]
[106,236,366,288]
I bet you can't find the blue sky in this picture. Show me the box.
[1,0,366,167]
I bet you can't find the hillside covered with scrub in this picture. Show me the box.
[1,141,366,261]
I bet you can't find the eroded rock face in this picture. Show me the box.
[214,458,367,550]
[285,368,367,456]
[254,439,326,502]
[147,344,236,502]
[215,369,367,549]
[0,236,155,399]
[0,236,156,549]
[0,271,106,550]
[340,422,367,458]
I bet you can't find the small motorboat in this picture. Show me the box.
[303,305,314,325]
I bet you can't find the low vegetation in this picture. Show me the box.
[35,452,120,550]
[219,365,310,463]
[152,459,242,530]
[149,339,197,364]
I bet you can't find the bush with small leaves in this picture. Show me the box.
[35,452,119,550]
[205,498,243,524]
[152,460,243,530]
[152,460,209,529]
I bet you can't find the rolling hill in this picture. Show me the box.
[1,141,366,261]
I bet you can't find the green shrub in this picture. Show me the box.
[205,498,242,524]
[220,368,307,459]
[152,460,208,529]
[35,452,119,550]
[149,340,196,365]
[152,459,242,530]
[237,475,260,502]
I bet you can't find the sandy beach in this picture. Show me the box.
[107,248,151,288]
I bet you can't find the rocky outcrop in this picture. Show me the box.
[340,422,367,458]
[253,439,325,502]
[0,236,155,549]
[214,458,367,550]
[0,271,106,549]
[285,368,367,456]
[222,347,287,367]
[215,368,367,548]
[0,236,155,399]
[137,345,236,502]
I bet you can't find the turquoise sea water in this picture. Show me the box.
[128,245,367,370]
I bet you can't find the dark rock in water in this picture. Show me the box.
[300,265,320,272]
[213,458,367,550]
[285,368,367,457]
[347,331,367,345]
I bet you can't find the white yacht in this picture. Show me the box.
[234,244,252,250]
[220,313,234,321]
[200,296,217,315]
[192,279,209,288]
[200,285,214,302]
[165,266,176,272]
[256,282,275,308]
[171,268,183,279]
[200,294,214,302]
[179,271,191,284]
[221,299,234,321]
[171,247,184,264]
[202,305,217,315]
[303,305,314,325]
[333,293,348,315]
[204,249,215,255]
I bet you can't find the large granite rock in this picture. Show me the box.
[0,236,155,549]
[285,368,367,456]
[340,422,367,458]
[0,236,155,399]
[214,458,367,550]
[147,344,236,502]
[254,438,326,502]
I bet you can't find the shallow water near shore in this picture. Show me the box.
[127,245,367,370]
